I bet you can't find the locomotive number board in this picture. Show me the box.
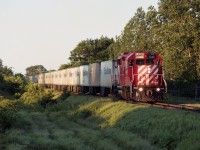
[136,53,144,59]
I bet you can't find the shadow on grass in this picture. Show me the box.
[164,94,200,109]
[2,95,200,150]
[68,95,200,149]
[113,106,200,150]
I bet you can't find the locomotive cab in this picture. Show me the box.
[117,52,166,102]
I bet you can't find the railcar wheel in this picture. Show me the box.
[101,87,106,97]
[89,87,95,95]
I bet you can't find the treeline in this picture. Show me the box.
[59,36,114,70]
[0,59,27,98]
[66,0,200,83]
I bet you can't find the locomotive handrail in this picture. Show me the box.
[132,73,164,86]
[132,73,163,75]
[111,74,119,85]
[116,73,164,86]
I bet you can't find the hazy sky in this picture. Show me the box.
[0,0,158,74]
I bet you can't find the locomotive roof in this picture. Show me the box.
[118,52,162,61]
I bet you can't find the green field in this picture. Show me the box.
[1,95,200,150]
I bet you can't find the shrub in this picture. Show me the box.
[20,83,61,107]
[60,88,70,100]
[0,107,16,133]
[0,96,16,108]
[3,75,27,95]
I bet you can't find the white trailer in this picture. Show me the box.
[61,69,68,85]
[89,63,101,95]
[80,65,89,86]
[80,65,89,93]
[100,60,118,96]
[38,73,45,85]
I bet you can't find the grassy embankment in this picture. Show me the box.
[165,94,200,107]
[0,94,200,150]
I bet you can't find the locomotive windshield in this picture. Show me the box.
[129,60,134,67]
[146,59,154,65]
[135,59,154,65]
[136,59,144,65]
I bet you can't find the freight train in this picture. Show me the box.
[29,52,167,102]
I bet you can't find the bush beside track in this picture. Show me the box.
[0,93,200,149]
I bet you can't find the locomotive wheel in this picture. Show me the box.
[153,93,164,101]
[122,88,126,99]
[126,91,131,101]
[121,89,129,100]
[136,92,142,101]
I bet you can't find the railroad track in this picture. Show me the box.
[72,93,200,113]
[126,100,200,113]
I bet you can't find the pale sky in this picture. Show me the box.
[0,0,158,74]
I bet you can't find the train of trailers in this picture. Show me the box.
[29,52,167,102]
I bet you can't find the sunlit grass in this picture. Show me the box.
[65,95,200,149]
[68,97,147,127]
[180,103,200,108]
[1,95,200,149]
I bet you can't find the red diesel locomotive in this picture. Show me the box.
[117,52,167,101]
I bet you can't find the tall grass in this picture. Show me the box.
[1,94,200,149]
[66,95,200,149]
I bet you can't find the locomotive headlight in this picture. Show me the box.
[138,87,143,92]
[156,88,161,92]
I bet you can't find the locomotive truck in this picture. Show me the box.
[29,52,167,102]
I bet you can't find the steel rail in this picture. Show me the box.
[126,100,200,113]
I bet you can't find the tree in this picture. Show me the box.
[4,74,27,95]
[25,65,47,76]
[0,59,13,76]
[0,59,2,68]
[0,59,27,95]
[58,63,72,70]
[158,0,200,81]
[108,1,200,82]
[69,36,114,66]
[118,7,147,53]
[0,59,13,90]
